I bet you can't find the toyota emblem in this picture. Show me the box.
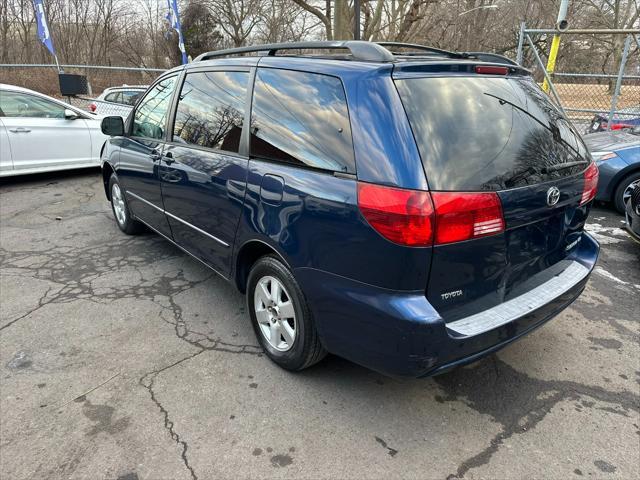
[546,186,560,206]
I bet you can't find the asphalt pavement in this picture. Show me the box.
[1,170,638,480]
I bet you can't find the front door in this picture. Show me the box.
[117,76,178,237]
[160,69,250,275]
[0,90,92,172]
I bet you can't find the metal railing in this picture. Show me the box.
[0,63,165,101]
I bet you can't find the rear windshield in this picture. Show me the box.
[395,76,590,191]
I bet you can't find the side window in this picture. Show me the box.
[104,92,120,103]
[132,76,177,140]
[0,91,65,118]
[250,68,355,173]
[172,71,248,153]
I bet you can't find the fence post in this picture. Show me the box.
[607,34,632,131]
[354,0,361,40]
[525,34,566,115]
[516,22,526,65]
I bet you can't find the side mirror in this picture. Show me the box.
[101,116,125,136]
[64,108,79,120]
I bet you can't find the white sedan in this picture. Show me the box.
[0,84,108,177]
[89,84,147,119]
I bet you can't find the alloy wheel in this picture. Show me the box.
[253,275,297,351]
[111,183,127,226]
[623,179,640,207]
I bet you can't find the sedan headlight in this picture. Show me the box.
[591,151,618,163]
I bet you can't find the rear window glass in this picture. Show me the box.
[250,68,355,174]
[121,91,142,106]
[395,76,590,191]
[104,92,120,103]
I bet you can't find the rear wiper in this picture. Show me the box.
[542,160,589,173]
[485,93,581,157]
[500,160,588,187]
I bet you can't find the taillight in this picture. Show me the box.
[580,163,599,205]
[89,103,97,112]
[357,182,434,246]
[358,184,506,247]
[431,192,505,245]
[475,65,508,75]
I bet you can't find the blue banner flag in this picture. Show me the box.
[32,0,55,56]
[166,0,188,64]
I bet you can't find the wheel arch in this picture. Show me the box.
[102,161,115,200]
[234,239,291,294]
[610,166,640,201]
[609,163,640,209]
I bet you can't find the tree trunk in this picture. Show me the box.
[334,0,344,40]
[0,0,8,63]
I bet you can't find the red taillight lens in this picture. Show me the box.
[475,65,509,75]
[357,182,434,246]
[89,103,97,112]
[580,163,599,205]
[431,192,505,245]
[358,184,506,247]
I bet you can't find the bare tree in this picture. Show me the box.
[0,0,636,76]
[208,0,262,47]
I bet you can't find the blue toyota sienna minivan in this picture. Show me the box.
[100,41,599,377]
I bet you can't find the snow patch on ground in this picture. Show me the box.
[594,267,640,291]
[584,223,629,245]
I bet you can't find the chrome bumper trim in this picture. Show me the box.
[446,261,590,337]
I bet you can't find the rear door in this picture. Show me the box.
[0,118,12,174]
[161,68,250,275]
[395,74,594,321]
[117,75,178,237]
[0,90,93,172]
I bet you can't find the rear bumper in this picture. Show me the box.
[295,232,599,378]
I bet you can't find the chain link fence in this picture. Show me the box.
[554,73,640,133]
[0,64,166,117]
[517,29,640,134]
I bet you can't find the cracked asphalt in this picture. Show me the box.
[1,170,638,480]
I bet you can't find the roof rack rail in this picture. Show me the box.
[193,41,395,63]
[375,42,468,59]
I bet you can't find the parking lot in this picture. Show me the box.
[0,169,638,480]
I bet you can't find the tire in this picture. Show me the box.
[247,255,326,371]
[108,174,144,235]
[613,171,640,214]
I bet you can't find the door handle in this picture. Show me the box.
[9,127,31,133]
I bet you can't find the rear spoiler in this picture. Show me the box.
[464,52,518,66]
[392,61,531,77]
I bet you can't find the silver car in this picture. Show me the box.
[88,85,147,119]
